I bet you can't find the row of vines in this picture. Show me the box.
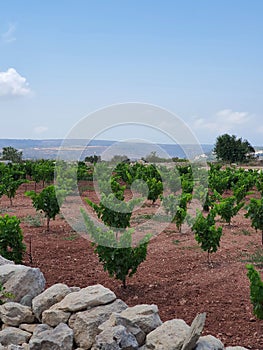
[0,159,262,316]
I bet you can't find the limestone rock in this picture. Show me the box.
[0,256,14,266]
[182,312,206,350]
[19,324,37,333]
[0,264,45,303]
[93,325,138,350]
[225,348,249,350]
[99,313,146,346]
[42,308,71,327]
[7,345,30,350]
[29,322,73,350]
[68,299,127,349]
[69,286,81,293]
[144,319,190,350]
[32,283,72,320]
[119,304,162,334]
[0,302,34,326]
[0,327,31,346]
[195,335,224,350]
[53,284,116,312]
[19,295,34,308]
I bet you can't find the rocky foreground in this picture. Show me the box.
[0,256,248,350]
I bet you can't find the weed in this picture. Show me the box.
[172,239,180,245]
[179,245,201,251]
[0,208,15,214]
[0,282,14,304]
[23,213,44,227]
[63,233,78,241]
[233,228,252,236]
[242,247,263,268]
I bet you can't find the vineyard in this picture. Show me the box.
[0,158,263,348]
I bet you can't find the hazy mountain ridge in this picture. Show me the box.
[0,139,214,160]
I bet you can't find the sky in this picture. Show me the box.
[0,1,263,145]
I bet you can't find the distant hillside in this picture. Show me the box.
[0,139,214,160]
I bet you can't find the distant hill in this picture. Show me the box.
[0,139,214,160]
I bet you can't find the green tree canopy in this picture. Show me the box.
[213,134,255,163]
[1,147,23,163]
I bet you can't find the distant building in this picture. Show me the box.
[0,160,12,165]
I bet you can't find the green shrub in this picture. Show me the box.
[245,197,263,245]
[26,185,65,232]
[192,209,222,264]
[0,215,25,263]
[82,209,150,288]
[246,264,263,319]
[0,282,14,304]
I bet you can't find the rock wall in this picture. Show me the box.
[0,259,248,350]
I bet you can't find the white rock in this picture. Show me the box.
[101,313,146,346]
[93,325,138,349]
[7,345,30,350]
[0,256,14,265]
[42,308,71,327]
[145,319,190,350]
[225,347,249,350]
[119,304,162,334]
[0,264,45,303]
[0,327,31,346]
[19,324,37,333]
[32,283,72,320]
[53,284,116,312]
[0,302,34,326]
[182,312,206,350]
[195,335,224,350]
[68,299,127,349]
[29,323,73,350]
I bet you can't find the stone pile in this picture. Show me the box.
[0,257,248,350]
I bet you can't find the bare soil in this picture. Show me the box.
[1,182,263,349]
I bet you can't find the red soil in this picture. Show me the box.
[1,182,263,349]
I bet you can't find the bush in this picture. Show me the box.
[0,215,25,263]
[81,209,150,288]
[26,185,65,232]
[192,209,222,264]
[246,264,263,319]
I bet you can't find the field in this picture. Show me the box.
[1,179,263,350]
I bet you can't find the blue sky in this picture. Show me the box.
[0,1,263,145]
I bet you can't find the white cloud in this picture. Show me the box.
[0,68,31,97]
[216,109,250,125]
[34,126,48,134]
[193,109,252,134]
[1,23,16,43]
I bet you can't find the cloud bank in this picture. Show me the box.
[193,109,252,134]
[0,68,31,97]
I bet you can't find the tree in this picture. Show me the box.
[110,155,130,163]
[0,166,26,206]
[214,134,255,163]
[31,160,54,189]
[26,185,64,232]
[84,155,101,164]
[1,147,23,163]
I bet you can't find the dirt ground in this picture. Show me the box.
[1,182,263,349]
